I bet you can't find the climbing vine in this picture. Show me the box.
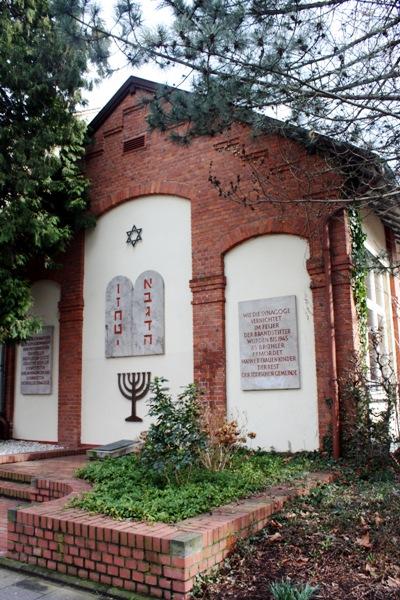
[348,207,368,349]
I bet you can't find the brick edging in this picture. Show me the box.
[0,448,85,466]
[7,471,333,599]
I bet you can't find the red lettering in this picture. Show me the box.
[114,323,122,334]
[114,310,122,321]
[144,320,152,331]
[144,278,153,289]
[144,334,153,345]
[144,292,152,303]
[145,305,151,317]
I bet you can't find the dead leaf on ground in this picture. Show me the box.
[386,576,400,589]
[360,515,368,527]
[269,519,283,529]
[356,532,373,549]
[267,532,282,543]
[365,563,378,578]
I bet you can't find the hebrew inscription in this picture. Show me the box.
[239,296,300,390]
[133,271,165,355]
[21,326,54,395]
[105,276,134,357]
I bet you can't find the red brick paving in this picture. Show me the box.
[0,454,87,480]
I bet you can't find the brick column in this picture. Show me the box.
[307,256,333,447]
[57,234,85,446]
[329,211,359,436]
[190,274,226,418]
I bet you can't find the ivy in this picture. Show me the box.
[348,206,368,350]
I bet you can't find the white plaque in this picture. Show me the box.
[239,296,300,390]
[133,270,165,355]
[21,326,54,395]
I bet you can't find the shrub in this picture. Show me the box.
[341,332,400,473]
[140,378,207,484]
[200,408,257,471]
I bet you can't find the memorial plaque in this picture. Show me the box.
[239,295,300,390]
[87,439,140,460]
[132,270,165,355]
[21,326,54,395]
[105,276,134,357]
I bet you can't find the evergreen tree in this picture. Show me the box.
[87,1,400,178]
[0,0,107,342]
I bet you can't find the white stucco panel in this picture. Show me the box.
[82,195,193,445]
[361,209,387,256]
[13,280,60,441]
[225,234,319,451]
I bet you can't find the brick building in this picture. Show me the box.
[2,76,400,455]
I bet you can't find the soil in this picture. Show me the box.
[193,473,400,599]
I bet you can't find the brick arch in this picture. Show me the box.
[217,217,312,259]
[94,181,193,217]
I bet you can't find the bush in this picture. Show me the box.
[140,378,207,484]
[341,333,400,473]
[200,410,257,472]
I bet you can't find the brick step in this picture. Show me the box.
[0,470,31,484]
[0,479,35,501]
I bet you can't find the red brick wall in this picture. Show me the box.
[5,84,367,448]
[3,236,85,446]
[83,89,352,448]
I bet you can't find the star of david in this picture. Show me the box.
[126,225,142,248]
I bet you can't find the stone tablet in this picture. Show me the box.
[21,326,53,395]
[133,270,165,355]
[87,439,140,460]
[105,276,134,357]
[239,296,300,390]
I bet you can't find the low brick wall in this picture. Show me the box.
[7,472,332,599]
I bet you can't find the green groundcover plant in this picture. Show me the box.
[73,451,328,523]
[270,579,318,600]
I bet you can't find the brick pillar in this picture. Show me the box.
[330,211,359,370]
[57,234,85,446]
[329,211,359,436]
[190,274,226,418]
[307,256,333,448]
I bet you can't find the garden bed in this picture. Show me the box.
[7,464,333,600]
[194,470,400,600]
[72,451,330,523]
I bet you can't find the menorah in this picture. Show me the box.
[117,371,151,422]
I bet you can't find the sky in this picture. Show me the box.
[80,1,190,120]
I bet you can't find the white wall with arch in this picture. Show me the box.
[13,280,60,441]
[225,234,319,451]
[82,195,193,445]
